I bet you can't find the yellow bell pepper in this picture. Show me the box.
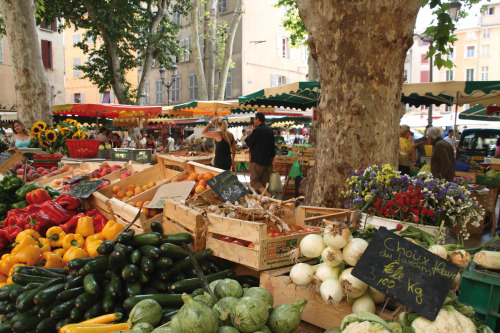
[6,276,13,285]
[11,236,38,255]
[0,283,6,288]
[0,274,7,283]
[42,252,64,268]
[8,263,25,277]
[101,220,123,240]
[14,245,42,266]
[38,238,51,253]
[75,216,95,238]
[63,246,88,264]
[85,233,105,245]
[0,254,17,275]
[52,248,66,257]
[62,234,85,250]
[86,240,103,257]
[15,229,41,243]
[46,226,66,248]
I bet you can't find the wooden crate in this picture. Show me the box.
[163,199,207,251]
[108,198,154,232]
[158,154,214,171]
[260,264,395,330]
[206,206,353,271]
[0,151,25,175]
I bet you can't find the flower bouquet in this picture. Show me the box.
[29,119,87,156]
[344,164,484,239]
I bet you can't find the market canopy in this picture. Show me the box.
[52,103,162,118]
[239,81,320,110]
[0,112,17,122]
[170,100,236,116]
[459,104,500,121]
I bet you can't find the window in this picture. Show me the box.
[300,45,308,62]
[448,48,455,59]
[171,77,180,103]
[446,70,454,81]
[483,28,491,38]
[276,35,289,58]
[41,40,52,68]
[420,54,428,64]
[466,46,475,58]
[445,105,452,112]
[481,66,489,81]
[218,0,227,13]
[73,58,81,77]
[484,7,495,15]
[420,71,430,83]
[224,69,233,99]
[173,11,180,25]
[100,91,112,103]
[73,34,81,46]
[481,45,490,56]
[40,20,57,32]
[466,68,474,81]
[71,93,84,103]
[466,31,476,39]
[0,38,3,62]
[179,38,190,62]
[155,80,164,104]
[140,81,150,105]
[199,36,205,56]
[189,74,198,101]
[271,74,289,87]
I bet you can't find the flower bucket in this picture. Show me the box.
[360,213,444,236]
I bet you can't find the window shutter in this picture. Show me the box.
[271,74,277,87]
[51,20,57,32]
[285,76,291,84]
[99,93,103,103]
[276,35,281,57]
[70,94,75,103]
[81,93,85,103]
[186,38,190,61]
[110,90,114,103]
[41,40,49,68]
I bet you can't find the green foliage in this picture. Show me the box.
[274,0,306,47]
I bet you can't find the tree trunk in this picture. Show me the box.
[297,0,420,207]
[0,0,52,127]
[215,0,244,100]
[307,53,319,81]
[206,0,217,100]
[192,0,208,100]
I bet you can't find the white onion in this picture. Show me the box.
[289,263,316,286]
[320,278,344,304]
[449,250,472,268]
[300,234,326,258]
[342,238,369,266]
[339,267,368,299]
[321,247,343,267]
[428,245,448,260]
[369,286,386,304]
[315,263,340,282]
[323,222,351,249]
[352,293,376,314]
[451,272,461,291]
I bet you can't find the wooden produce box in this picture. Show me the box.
[206,206,353,271]
[0,151,25,175]
[359,214,443,236]
[158,153,214,171]
[260,264,395,330]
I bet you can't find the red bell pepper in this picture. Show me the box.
[25,188,52,205]
[25,203,42,213]
[54,194,82,211]
[4,209,30,227]
[60,212,85,233]
[23,212,52,233]
[85,209,108,233]
[40,201,75,225]
[0,225,22,251]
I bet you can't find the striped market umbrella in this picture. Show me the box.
[459,104,500,121]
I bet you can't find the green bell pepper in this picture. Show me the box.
[0,203,9,216]
[11,200,28,209]
[15,183,42,201]
[2,175,23,192]
[44,186,60,199]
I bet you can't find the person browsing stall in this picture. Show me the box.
[202,117,236,171]
[427,127,455,182]
[245,112,275,196]
[145,134,157,154]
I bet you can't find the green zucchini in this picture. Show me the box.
[13,266,66,278]
[102,287,115,313]
[82,255,109,274]
[150,220,164,234]
[139,271,150,284]
[132,232,163,246]
[160,309,180,325]
[159,243,188,259]
[75,292,100,310]
[37,299,66,319]
[57,286,86,302]
[16,278,65,312]
[123,293,184,311]
[9,286,25,302]
[83,274,100,295]
[191,288,206,296]
[109,250,127,273]
[139,245,160,259]
[121,264,140,283]
[70,306,85,321]
[33,282,66,305]
[114,244,128,253]
[157,271,171,282]
[140,256,155,273]
[50,298,76,320]
[170,269,233,293]
[97,240,115,255]
[0,323,12,333]
[67,257,99,271]
[4,303,15,313]
[171,272,184,282]
[83,301,103,320]
[130,249,142,265]
[235,275,260,287]
[161,233,193,245]
[11,313,38,332]
[142,287,160,294]
[24,282,42,291]
[0,301,10,314]
[36,316,58,333]
[55,318,73,332]
[156,257,173,271]
[11,274,53,285]
[170,249,213,273]
[116,230,135,244]
[125,282,142,297]
[0,284,21,300]
[108,272,122,297]
[65,275,84,290]
[150,278,167,292]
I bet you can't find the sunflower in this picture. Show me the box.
[33,122,47,130]
[60,128,71,136]
[30,127,41,139]
[45,130,57,143]
[39,141,49,148]
[65,119,79,126]
[72,130,83,139]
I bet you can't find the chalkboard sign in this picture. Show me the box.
[205,170,248,203]
[69,180,105,199]
[0,153,12,166]
[351,227,459,321]
[64,174,90,185]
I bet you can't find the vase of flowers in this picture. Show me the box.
[344,164,484,239]
[29,119,87,157]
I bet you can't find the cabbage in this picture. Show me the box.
[194,294,215,308]
[214,279,243,299]
[170,315,181,332]
[152,327,182,333]
[254,326,272,333]
[218,326,239,333]
[267,298,307,333]
[243,287,274,308]
[177,294,219,333]
[133,322,154,333]
[230,297,270,333]
[213,296,239,326]
[128,299,163,327]
[210,279,222,292]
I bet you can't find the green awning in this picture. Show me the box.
[459,104,500,121]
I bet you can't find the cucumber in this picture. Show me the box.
[121,264,140,283]
[37,299,66,319]
[125,282,142,297]
[123,293,184,311]
[102,287,115,313]
[140,256,155,273]
[97,240,115,255]
[24,282,42,291]
[11,313,38,332]
[13,266,67,278]
[109,250,127,273]
[57,286,86,302]
[83,301,103,320]
[161,233,193,245]
[170,269,233,293]
[142,287,160,295]
[33,282,66,305]
[82,255,109,274]
[150,220,164,234]
[36,316,58,333]
[55,318,73,332]
[171,272,185,282]
[75,292,100,310]
[191,288,205,296]
[5,310,16,321]
[170,249,213,273]
[130,249,142,265]
[139,245,160,259]
[116,230,135,244]
[83,274,100,295]
[159,243,188,259]
[132,232,163,246]
[50,298,76,320]
[150,278,167,292]
[114,243,128,253]
[65,275,84,290]
[9,286,25,302]
[67,257,99,271]
[160,309,180,325]
[108,272,122,297]
[5,303,15,313]
[11,274,53,285]
[16,278,65,312]
[70,306,85,321]
[0,301,9,314]
[0,284,21,300]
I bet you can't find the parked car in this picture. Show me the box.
[456,128,500,164]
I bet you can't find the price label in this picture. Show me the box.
[69,180,105,199]
[205,170,248,203]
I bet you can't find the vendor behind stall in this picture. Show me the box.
[12,120,31,148]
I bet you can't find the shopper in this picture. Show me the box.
[96,127,109,144]
[240,129,248,148]
[415,125,431,163]
[245,112,275,196]
[164,133,175,152]
[145,134,157,154]
[398,125,416,176]
[112,133,121,148]
[427,127,455,182]
[12,120,31,148]
[202,117,236,171]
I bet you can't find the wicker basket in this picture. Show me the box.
[450,188,490,235]
[66,140,101,159]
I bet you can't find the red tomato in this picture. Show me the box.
[247,243,255,249]
[291,225,304,232]
[267,231,278,238]
[220,237,234,243]
[305,227,321,233]
[239,240,251,247]
[268,227,280,234]
[231,240,243,246]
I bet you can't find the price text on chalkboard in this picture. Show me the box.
[351,227,459,321]
[0,153,12,166]
[206,170,248,202]
[69,180,105,199]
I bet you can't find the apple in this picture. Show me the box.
[51,167,58,172]
[36,167,45,174]
[14,161,24,169]
[92,170,101,178]
[16,169,24,175]
[101,170,111,177]
[32,173,41,179]
[111,165,122,172]
[60,166,70,172]
[41,170,49,176]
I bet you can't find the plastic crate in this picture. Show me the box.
[458,265,500,332]
[131,149,152,164]
[111,149,132,162]
[97,149,113,160]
